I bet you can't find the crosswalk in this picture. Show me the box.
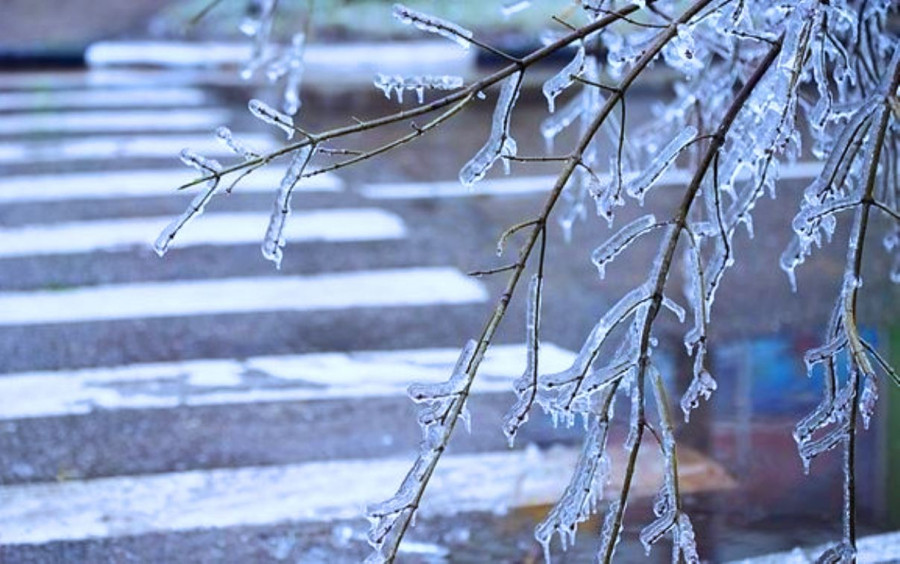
[0,65,738,561]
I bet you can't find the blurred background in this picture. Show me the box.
[0,1,898,562]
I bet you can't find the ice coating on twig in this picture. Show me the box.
[261,145,314,268]
[365,340,477,563]
[538,284,649,415]
[662,24,704,78]
[502,274,541,445]
[153,150,223,257]
[239,0,276,80]
[639,377,677,554]
[591,214,658,279]
[248,98,295,139]
[781,100,878,286]
[543,44,586,114]
[373,74,464,104]
[263,33,307,115]
[215,126,260,160]
[597,499,624,562]
[624,126,697,205]
[675,513,701,563]
[680,366,717,423]
[662,295,686,323]
[392,4,473,49]
[535,420,611,562]
[858,373,878,430]
[459,72,522,188]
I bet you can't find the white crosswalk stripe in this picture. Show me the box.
[0,108,230,135]
[0,443,734,547]
[0,344,574,419]
[0,133,276,164]
[0,87,209,111]
[0,268,488,326]
[85,41,474,80]
[0,69,243,90]
[0,209,404,257]
[0,168,341,202]
[0,448,580,545]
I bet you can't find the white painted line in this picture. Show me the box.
[726,531,900,563]
[360,163,826,200]
[0,343,575,419]
[85,41,473,79]
[0,209,404,257]
[86,42,254,67]
[0,441,732,545]
[0,167,341,203]
[0,133,276,165]
[361,175,559,200]
[0,448,577,545]
[0,87,209,112]
[0,69,244,90]
[0,108,229,136]
[0,267,488,326]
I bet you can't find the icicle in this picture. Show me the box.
[215,126,259,160]
[780,236,804,292]
[590,171,622,227]
[534,421,610,559]
[282,33,306,115]
[459,72,522,188]
[542,44,586,114]
[682,239,707,353]
[792,195,861,248]
[249,99,295,139]
[239,0,276,80]
[625,126,698,205]
[261,145,314,268]
[502,274,541,446]
[392,4,473,49]
[680,366,717,423]
[540,91,584,153]
[373,74,464,104]
[590,214,658,279]
[859,373,878,430]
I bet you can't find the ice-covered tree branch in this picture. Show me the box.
[153,0,900,561]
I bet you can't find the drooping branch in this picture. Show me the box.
[174,1,655,192]
[364,1,726,561]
